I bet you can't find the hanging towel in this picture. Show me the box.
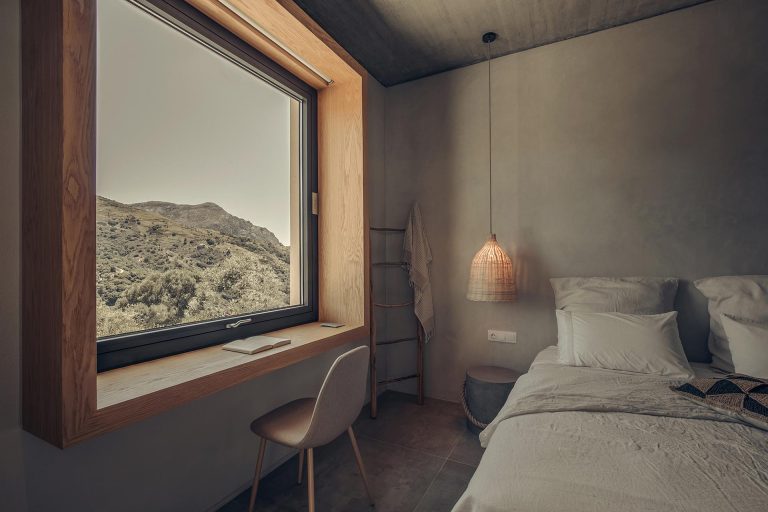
[402,203,435,342]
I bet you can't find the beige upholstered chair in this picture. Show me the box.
[247,345,373,512]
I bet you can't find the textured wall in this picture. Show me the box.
[0,2,385,509]
[381,0,768,401]
[0,0,26,508]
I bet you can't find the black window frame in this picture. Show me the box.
[96,0,318,372]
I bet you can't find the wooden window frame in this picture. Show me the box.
[22,0,370,448]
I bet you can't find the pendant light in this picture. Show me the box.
[466,32,517,302]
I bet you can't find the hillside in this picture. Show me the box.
[96,196,290,338]
[131,200,284,248]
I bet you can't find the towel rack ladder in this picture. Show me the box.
[368,226,425,419]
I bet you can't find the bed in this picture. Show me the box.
[453,346,768,512]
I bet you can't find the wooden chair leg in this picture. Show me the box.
[347,427,374,505]
[297,449,304,485]
[248,438,267,512]
[307,448,315,512]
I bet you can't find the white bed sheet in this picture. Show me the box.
[453,347,768,512]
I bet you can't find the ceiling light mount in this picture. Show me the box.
[482,32,497,44]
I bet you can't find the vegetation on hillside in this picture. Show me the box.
[96,196,290,338]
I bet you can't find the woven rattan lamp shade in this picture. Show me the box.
[466,234,517,302]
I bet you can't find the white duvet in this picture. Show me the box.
[453,347,768,512]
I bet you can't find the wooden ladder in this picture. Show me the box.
[369,227,425,419]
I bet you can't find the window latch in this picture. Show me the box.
[226,318,253,329]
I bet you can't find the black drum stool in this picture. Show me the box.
[461,366,521,434]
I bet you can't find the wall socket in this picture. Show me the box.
[488,330,517,343]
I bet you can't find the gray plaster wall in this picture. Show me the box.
[380,0,768,401]
[0,1,386,509]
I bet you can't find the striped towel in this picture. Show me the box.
[402,203,434,342]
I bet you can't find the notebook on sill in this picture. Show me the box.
[222,336,291,355]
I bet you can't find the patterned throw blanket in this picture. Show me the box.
[672,374,768,428]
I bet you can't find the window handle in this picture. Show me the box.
[226,318,253,329]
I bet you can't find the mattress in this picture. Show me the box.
[453,347,768,512]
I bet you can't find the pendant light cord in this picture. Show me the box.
[487,38,493,235]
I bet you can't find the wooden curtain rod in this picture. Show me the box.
[216,0,334,86]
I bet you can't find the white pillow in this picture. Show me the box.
[551,277,678,314]
[556,310,693,378]
[694,276,768,372]
[720,314,768,378]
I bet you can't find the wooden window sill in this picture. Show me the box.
[97,322,366,410]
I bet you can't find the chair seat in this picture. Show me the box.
[250,397,316,448]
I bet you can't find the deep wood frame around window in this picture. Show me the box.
[95,0,320,372]
[22,0,370,448]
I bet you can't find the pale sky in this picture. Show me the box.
[96,0,295,244]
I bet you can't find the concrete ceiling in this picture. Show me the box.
[293,0,712,86]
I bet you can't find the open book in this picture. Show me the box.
[222,335,291,355]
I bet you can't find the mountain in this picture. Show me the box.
[96,196,290,339]
[130,200,284,248]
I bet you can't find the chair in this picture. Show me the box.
[247,345,373,512]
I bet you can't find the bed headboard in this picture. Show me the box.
[674,280,712,363]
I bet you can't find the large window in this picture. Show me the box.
[96,0,317,371]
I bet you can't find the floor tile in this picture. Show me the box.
[216,495,249,512]
[313,435,444,512]
[226,433,445,512]
[219,391,478,512]
[354,392,466,459]
[413,461,475,512]
[447,428,485,468]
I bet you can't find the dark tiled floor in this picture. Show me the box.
[219,391,484,512]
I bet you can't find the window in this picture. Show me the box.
[95,0,317,371]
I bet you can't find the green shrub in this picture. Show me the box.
[123,269,197,317]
